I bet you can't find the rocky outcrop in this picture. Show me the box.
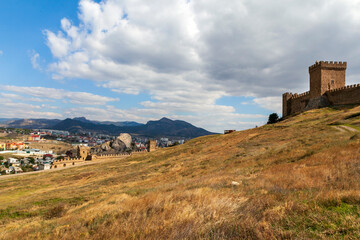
[117,133,132,148]
[91,133,132,155]
[304,96,331,111]
[110,138,127,152]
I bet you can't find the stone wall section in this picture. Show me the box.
[326,84,360,105]
[283,91,311,116]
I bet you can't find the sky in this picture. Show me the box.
[1,0,360,133]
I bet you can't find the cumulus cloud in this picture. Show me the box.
[0,92,45,102]
[30,51,41,70]
[0,98,62,119]
[41,0,360,130]
[253,97,282,114]
[3,85,119,105]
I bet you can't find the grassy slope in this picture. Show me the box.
[2,106,360,239]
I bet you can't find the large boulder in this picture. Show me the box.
[117,133,132,148]
[100,141,111,151]
[110,138,127,152]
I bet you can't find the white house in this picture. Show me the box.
[7,158,19,165]
[39,162,51,170]
[9,166,23,174]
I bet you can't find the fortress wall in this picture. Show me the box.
[326,84,360,105]
[93,151,147,160]
[52,158,86,169]
[94,153,131,160]
[61,157,82,162]
[288,92,311,115]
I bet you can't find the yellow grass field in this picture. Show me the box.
[27,141,73,154]
[2,106,360,239]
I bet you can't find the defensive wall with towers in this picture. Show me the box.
[54,142,153,169]
[283,61,360,117]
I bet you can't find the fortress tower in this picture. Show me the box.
[309,61,347,98]
[147,140,156,152]
[281,61,359,118]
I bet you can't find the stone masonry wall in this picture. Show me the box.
[286,91,311,116]
[326,84,360,105]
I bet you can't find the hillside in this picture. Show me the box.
[0,118,142,129]
[52,117,214,138]
[0,118,61,129]
[2,106,360,239]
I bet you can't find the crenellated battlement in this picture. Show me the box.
[51,151,149,169]
[60,157,83,162]
[291,91,310,100]
[327,84,360,93]
[309,61,347,72]
[94,151,148,158]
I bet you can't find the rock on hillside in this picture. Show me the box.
[117,133,132,148]
[91,134,132,155]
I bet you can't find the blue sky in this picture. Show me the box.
[1,0,359,132]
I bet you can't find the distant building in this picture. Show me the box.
[9,166,23,174]
[29,135,41,141]
[7,158,19,165]
[224,130,236,134]
[5,142,25,150]
[39,163,51,170]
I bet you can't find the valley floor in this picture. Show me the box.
[2,105,360,239]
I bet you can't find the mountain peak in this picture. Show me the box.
[159,117,173,122]
[73,117,88,121]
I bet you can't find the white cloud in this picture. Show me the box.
[3,85,119,105]
[41,0,360,130]
[253,97,282,114]
[30,51,41,70]
[0,98,62,119]
[0,93,45,102]
[0,50,3,55]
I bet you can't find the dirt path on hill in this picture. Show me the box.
[332,125,359,133]
[0,161,98,179]
[341,125,359,132]
[332,126,347,133]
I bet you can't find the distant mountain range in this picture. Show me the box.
[0,117,215,138]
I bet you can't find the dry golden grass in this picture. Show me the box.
[27,141,73,154]
[2,106,360,239]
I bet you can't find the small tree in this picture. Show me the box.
[267,113,279,124]
[28,157,35,164]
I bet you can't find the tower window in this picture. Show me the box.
[331,80,334,85]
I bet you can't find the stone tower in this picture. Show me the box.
[309,61,347,98]
[147,140,156,152]
[77,145,90,160]
[282,92,293,118]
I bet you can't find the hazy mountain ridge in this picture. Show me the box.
[0,117,215,138]
[52,117,215,138]
[0,118,62,129]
